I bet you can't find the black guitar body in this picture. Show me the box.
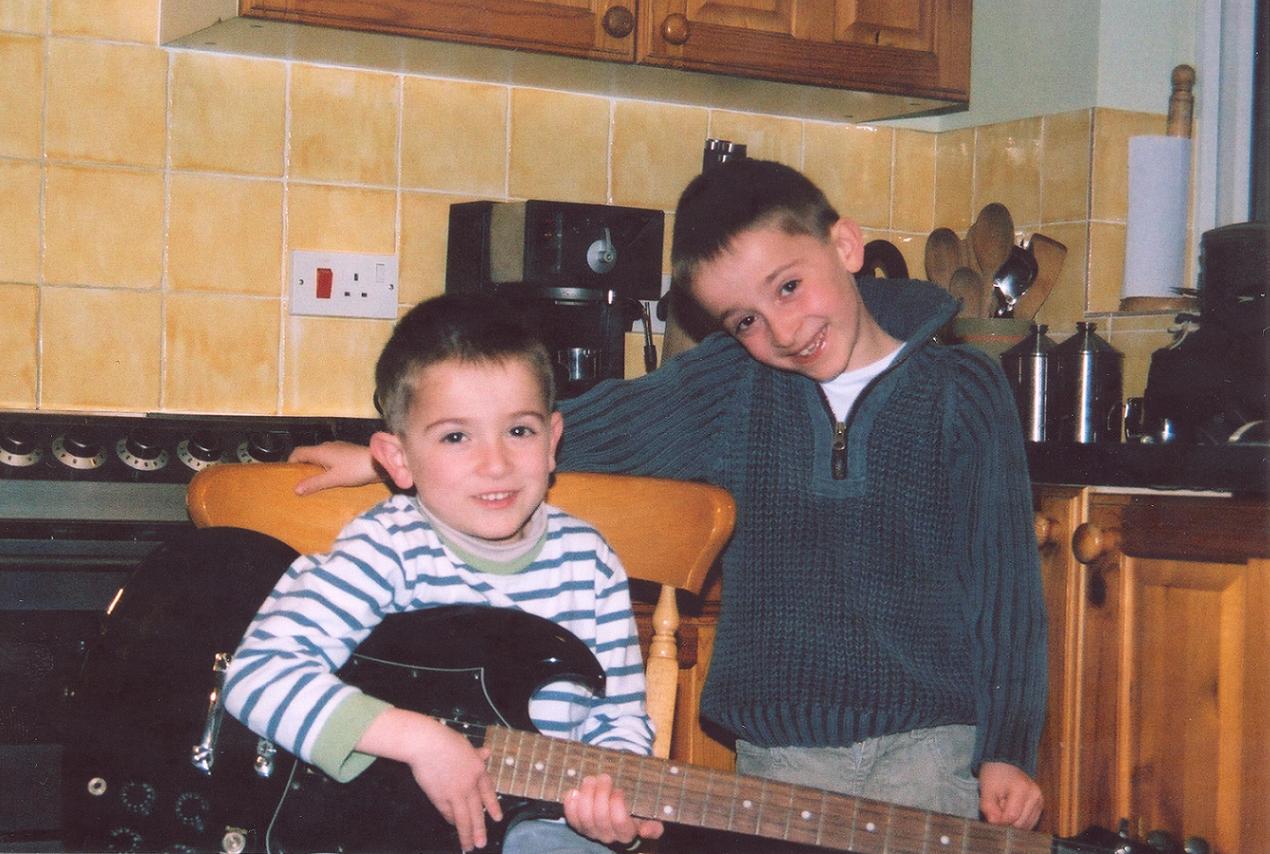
[62,526,605,854]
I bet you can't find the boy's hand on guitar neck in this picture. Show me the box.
[564,772,665,848]
[978,761,1044,830]
[290,441,381,494]
[356,708,503,851]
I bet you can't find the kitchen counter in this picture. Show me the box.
[1025,440,1270,495]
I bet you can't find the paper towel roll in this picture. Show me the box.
[1121,135,1191,300]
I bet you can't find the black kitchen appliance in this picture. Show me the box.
[445,200,664,398]
[0,411,378,851]
[1141,221,1270,444]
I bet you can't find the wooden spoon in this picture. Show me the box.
[949,266,988,319]
[1012,233,1067,320]
[966,203,1015,279]
[924,227,965,290]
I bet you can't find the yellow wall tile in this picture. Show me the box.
[290,64,399,185]
[45,39,167,167]
[0,34,42,158]
[934,127,974,232]
[164,293,280,412]
[1041,110,1092,225]
[509,89,608,203]
[804,123,892,230]
[402,78,507,195]
[44,163,164,287]
[0,159,41,283]
[283,316,391,416]
[1091,108,1165,222]
[170,52,286,176]
[41,286,161,410]
[0,1,46,33]
[612,101,709,210]
[168,174,284,296]
[51,0,158,42]
[1031,221,1088,330]
[888,232,925,281]
[973,117,1042,228]
[891,130,936,235]
[707,111,803,168]
[1087,221,1126,313]
[287,184,397,255]
[0,283,38,406]
[400,191,467,307]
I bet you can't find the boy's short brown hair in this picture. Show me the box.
[670,159,840,295]
[374,294,555,434]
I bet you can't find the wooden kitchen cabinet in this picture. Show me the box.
[239,0,969,102]
[1033,485,1270,853]
[239,0,639,62]
[639,0,969,98]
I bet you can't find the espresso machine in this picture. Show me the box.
[445,200,664,398]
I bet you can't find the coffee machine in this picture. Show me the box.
[445,200,664,398]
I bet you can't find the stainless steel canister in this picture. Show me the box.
[1000,323,1058,441]
[1052,321,1124,443]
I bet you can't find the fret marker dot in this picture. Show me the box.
[566,768,577,777]
[534,762,544,771]
[504,758,515,767]
[742,800,753,809]
[663,805,674,816]
[801,810,812,820]
[940,835,951,846]
[670,766,680,775]
[866,822,877,832]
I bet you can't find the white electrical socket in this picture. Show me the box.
[290,250,399,319]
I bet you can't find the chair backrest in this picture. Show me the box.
[186,463,735,758]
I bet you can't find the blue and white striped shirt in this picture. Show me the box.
[224,495,653,781]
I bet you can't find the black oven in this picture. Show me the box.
[0,413,377,852]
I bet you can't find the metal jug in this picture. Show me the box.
[1000,323,1058,441]
[1052,322,1124,443]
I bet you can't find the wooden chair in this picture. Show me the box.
[186,463,735,759]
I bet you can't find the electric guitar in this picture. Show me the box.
[62,527,1197,854]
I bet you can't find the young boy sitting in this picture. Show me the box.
[291,159,1048,834]
[223,294,663,853]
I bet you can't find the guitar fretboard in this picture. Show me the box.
[485,726,1053,854]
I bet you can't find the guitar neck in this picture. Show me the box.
[485,726,1053,854]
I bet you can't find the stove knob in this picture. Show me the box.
[116,429,170,472]
[0,423,44,467]
[52,430,107,470]
[237,432,286,464]
[177,431,224,471]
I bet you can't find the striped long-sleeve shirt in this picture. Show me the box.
[223,495,652,782]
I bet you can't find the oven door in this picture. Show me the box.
[0,520,186,852]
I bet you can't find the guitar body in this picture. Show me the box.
[62,526,605,854]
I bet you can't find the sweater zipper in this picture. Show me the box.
[817,387,849,480]
[817,338,930,480]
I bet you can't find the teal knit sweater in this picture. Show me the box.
[558,278,1047,773]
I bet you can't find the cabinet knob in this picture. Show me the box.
[1072,523,1122,564]
[661,13,690,45]
[602,5,634,38]
[1033,513,1059,547]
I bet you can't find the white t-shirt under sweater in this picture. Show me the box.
[223,494,653,783]
[819,345,901,423]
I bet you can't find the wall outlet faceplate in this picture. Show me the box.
[290,250,398,319]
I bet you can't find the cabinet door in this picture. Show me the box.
[638,0,969,100]
[241,0,638,61]
[1032,485,1095,837]
[1073,495,1270,853]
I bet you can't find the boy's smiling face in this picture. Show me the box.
[690,218,896,382]
[371,357,563,542]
